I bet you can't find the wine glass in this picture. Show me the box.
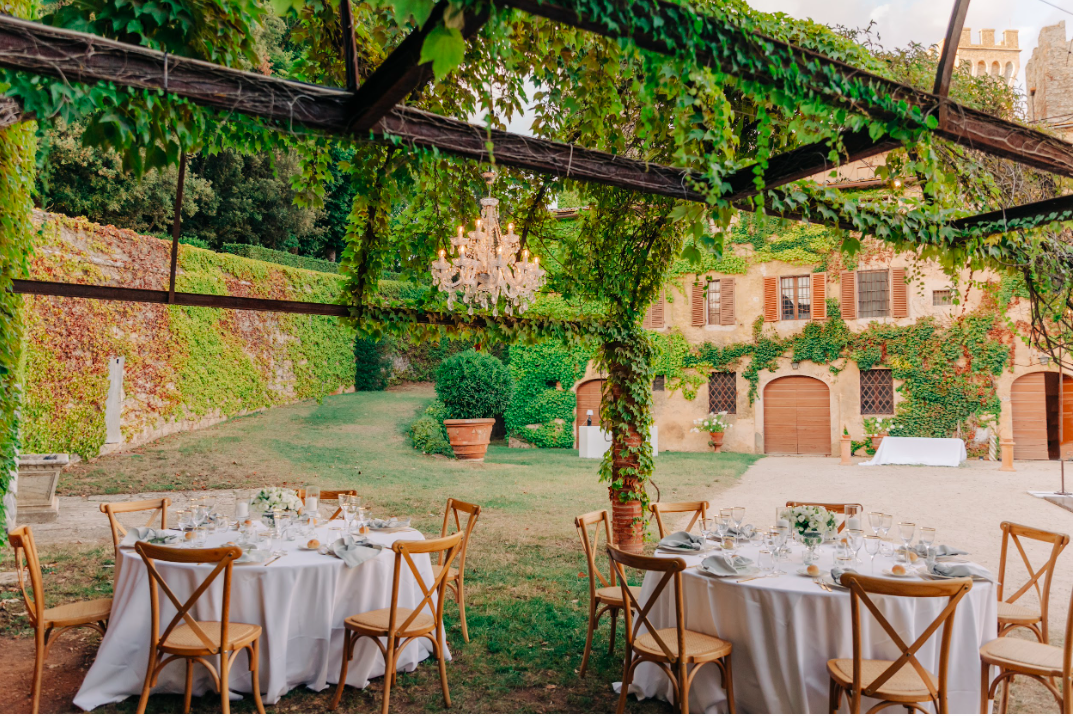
[880,514,894,556]
[898,522,916,563]
[865,535,881,574]
[868,511,884,537]
[731,507,745,535]
[920,527,937,555]
[716,510,731,541]
[846,528,864,565]
[337,493,349,521]
[698,517,713,544]
[844,504,862,532]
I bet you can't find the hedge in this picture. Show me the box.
[222,243,340,274]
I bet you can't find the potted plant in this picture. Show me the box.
[436,350,513,461]
[691,412,731,452]
[863,417,895,450]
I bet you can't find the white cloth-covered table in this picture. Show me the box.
[860,436,967,467]
[622,541,996,713]
[75,521,446,709]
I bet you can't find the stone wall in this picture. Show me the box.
[1026,22,1073,135]
[20,212,357,458]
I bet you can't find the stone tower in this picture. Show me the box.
[944,28,1020,85]
[1026,22,1073,134]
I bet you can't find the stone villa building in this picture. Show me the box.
[949,27,1020,85]
[1026,21,1073,136]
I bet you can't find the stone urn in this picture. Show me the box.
[16,453,69,523]
[444,418,496,461]
[708,431,725,452]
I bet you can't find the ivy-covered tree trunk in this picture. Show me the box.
[0,109,38,537]
[599,327,656,553]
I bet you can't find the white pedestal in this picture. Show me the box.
[578,425,658,458]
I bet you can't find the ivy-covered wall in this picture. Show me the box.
[505,340,594,448]
[21,212,356,458]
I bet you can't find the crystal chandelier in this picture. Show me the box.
[430,173,546,316]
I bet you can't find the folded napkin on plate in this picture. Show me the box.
[915,543,968,557]
[121,527,181,548]
[830,566,857,584]
[728,524,756,540]
[367,517,411,530]
[700,554,751,576]
[658,531,703,551]
[235,549,271,564]
[332,535,383,568]
[929,561,993,581]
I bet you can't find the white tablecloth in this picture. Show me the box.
[623,542,996,713]
[860,437,967,467]
[75,522,446,709]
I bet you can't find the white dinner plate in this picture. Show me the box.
[796,567,825,577]
[881,567,916,579]
[821,575,849,590]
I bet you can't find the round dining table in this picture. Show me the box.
[74,520,446,710]
[619,540,997,714]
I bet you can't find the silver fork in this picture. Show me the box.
[814,578,832,592]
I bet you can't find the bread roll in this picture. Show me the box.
[307,538,321,549]
[806,564,821,577]
[892,564,907,576]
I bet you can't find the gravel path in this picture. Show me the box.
[710,456,1073,634]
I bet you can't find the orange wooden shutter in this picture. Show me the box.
[840,271,857,320]
[891,267,908,318]
[763,276,779,322]
[719,277,735,326]
[810,272,827,321]
[691,280,706,327]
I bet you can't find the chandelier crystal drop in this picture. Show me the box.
[430,173,546,316]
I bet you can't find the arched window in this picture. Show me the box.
[991,61,1000,76]
[977,61,986,76]
[1004,61,1015,82]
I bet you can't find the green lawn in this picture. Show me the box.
[11,387,760,713]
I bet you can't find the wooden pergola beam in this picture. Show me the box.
[499,0,1073,178]
[344,2,488,133]
[934,0,971,129]
[951,193,1073,233]
[11,279,588,331]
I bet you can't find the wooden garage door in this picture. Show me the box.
[1011,373,1049,460]
[576,379,605,431]
[764,376,831,455]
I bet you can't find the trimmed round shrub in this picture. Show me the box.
[435,349,513,420]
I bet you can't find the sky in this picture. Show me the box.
[749,0,1072,88]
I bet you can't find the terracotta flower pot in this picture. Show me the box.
[709,431,725,451]
[443,418,496,461]
[870,433,886,450]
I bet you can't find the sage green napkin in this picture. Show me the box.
[831,565,857,584]
[235,549,271,564]
[658,531,703,551]
[700,554,751,576]
[367,517,411,530]
[121,527,181,548]
[332,535,383,568]
[728,524,756,540]
[929,561,993,580]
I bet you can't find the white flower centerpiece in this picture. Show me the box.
[250,487,302,526]
[779,504,838,540]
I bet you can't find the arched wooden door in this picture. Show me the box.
[763,376,831,455]
[575,379,605,433]
[1011,372,1073,460]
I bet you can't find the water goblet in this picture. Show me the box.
[920,527,937,556]
[757,549,774,575]
[864,535,881,574]
[897,522,916,563]
[731,507,745,535]
[176,508,192,533]
[879,514,894,556]
[698,517,713,544]
[868,511,884,537]
[846,528,864,565]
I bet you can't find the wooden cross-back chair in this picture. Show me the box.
[785,501,863,533]
[996,521,1069,644]
[650,500,709,538]
[575,510,640,677]
[980,579,1073,714]
[9,525,112,714]
[134,543,265,715]
[297,488,356,521]
[828,572,972,715]
[432,498,482,642]
[331,532,463,714]
[607,544,735,714]
[100,497,170,559]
